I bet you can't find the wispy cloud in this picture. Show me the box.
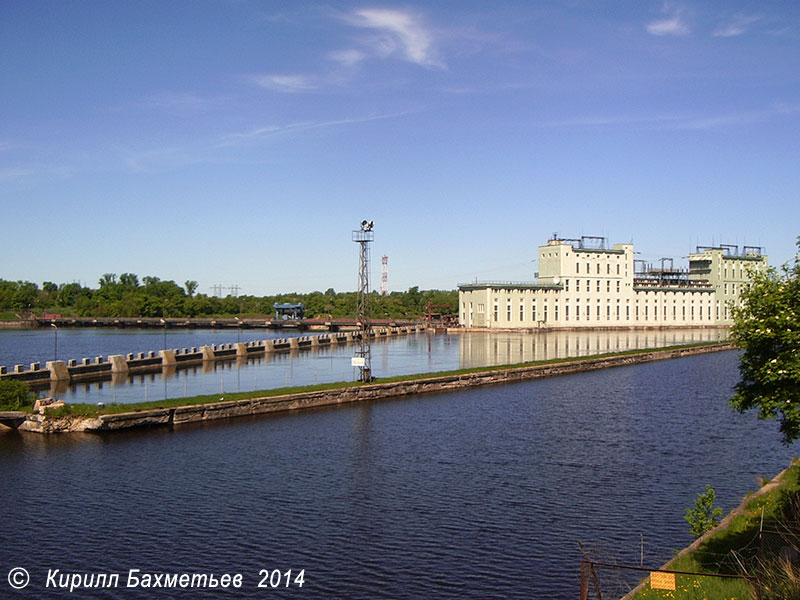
[219,112,409,146]
[141,91,230,113]
[247,8,445,94]
[712,14,762,38]
[531,102,800,132]
[0,164,73,182]
[248,74,319,93]
[326,48,367,68]
[344,8,444,68]
[646,4,690,37]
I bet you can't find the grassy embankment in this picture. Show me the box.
[43,341,726,417]
[630,460,800,600]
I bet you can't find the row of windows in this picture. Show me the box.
[489,300,714,323]
[464,306,727,324]
[463,303,735,324]
[565,279,621,293]
[575,262,622,275]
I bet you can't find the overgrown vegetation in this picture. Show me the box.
[0,277,457,320]
[0,379,35,411]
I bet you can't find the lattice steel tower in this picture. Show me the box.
[352,220,374,381]
[381,255,388,295]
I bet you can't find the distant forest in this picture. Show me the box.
[0,274,458,320]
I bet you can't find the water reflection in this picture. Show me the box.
[36,328,728,405]
[459,328,728,367]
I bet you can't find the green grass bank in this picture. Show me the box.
[625,460,800,600]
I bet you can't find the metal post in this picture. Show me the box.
[51,323,58,361]
[352,220,374,382]
[580,561,588,600]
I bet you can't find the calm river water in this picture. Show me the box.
[0,338,794,599]
[0,327,729,404]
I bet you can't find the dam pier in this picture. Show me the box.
[0,325,427,389]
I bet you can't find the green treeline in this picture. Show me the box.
[0,274,457,320]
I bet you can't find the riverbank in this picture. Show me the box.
[13,341,734,433]
[621,458,800,599]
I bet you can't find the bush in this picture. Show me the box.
[0,379,35,411]
[685,484,723,538]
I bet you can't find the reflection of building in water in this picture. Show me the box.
[458,328,729,368]
[458,235,768,329]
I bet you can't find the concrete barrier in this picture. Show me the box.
[46,361,70,381]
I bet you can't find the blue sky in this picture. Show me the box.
[2,1,799,295]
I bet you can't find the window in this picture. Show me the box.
[507,305,511,321]
[532,303,537,321]
[596,280,601,292]
[586,262,590,273]
[626,306,630,320]
[576,280,581,292]
[519,303,524,322]
[607,264,611,274]
[606,280,611,293]
[576,262,580,273]
[544,305,548,322]
[596,263,601,274]
[616,281,620,293]
[565,279,569,292]
[555,304,559,321]
[617,264,620,275]
[494,305,499,321]
[565,305,570,321]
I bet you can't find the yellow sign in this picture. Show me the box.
[650,572,676,590]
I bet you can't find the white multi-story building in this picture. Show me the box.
[458,236,768,329]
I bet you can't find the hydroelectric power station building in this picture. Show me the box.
[458,235,768,329]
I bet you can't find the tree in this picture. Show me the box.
[11,282,38,311]
[730,239,800,444]
[684,484,723,538]
[119,273,139,287]
[98,273,117,287]
[184,280,198,298]
[0,379,35,411]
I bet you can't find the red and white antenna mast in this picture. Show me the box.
[381,255,388,295]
